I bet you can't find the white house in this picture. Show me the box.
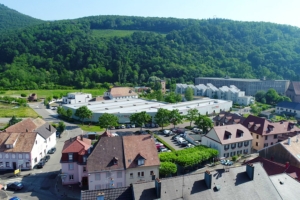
[5,118,57,154]
[0,132,47,170]
[201,124,253,158]
[62,92,92,104]
[275,101,300,118]
[103,87,138,100]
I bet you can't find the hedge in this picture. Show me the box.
[154,134,176,152]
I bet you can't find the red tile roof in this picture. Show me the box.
[123,135,160,168]
[242,115,300,135]
[5,118,36,132]
[243,157,300,182]
[62,136,91,154]
[0,132,37,153]
[109,87,137,97]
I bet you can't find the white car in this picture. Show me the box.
[185,144,195,148]
[111,133,119,137]
[131,124,135,128]
[163,130,172,135]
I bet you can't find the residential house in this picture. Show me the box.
[86,135,125,190]
[244,157,300,182]
[123,135,160,186]
[0,132,43,170]
[213,111,245,126]
[81,186,133,200]
[276,101,300,118]
[286,81,300,103]
[259,135,300,168]
[62,92,92,104]
[5,118,57,154]
[242,115,300,151]
[201,124,253,158]
[60,136,92,186]
[133,163,284,200]
[104,87,138,100]
[28,93,37,101]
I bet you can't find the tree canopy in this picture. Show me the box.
[154,108,170,130]
[74,106,92,123]
[185,108,199,127]
[185,87,194,101]
[129,111,151,130]
[194,114,213,134]
[98,113,119,130]
[168,109,184,128]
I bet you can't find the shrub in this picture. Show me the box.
[21,93,27,97]
[159,162,177,176]
[232,155,238,161]
[154,134,176,152]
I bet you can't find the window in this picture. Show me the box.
[231,143,236,149]
[117,171,122,178]
[69,175,74,180]
[256,142,258,146]
[271,142,273,145]
[95,185,101,190]
[265,136,268,140]
[68,153,73,161]
[141,172,144,177]
[34,157,37,163]
[138,172,144,177]
[224,145,229,150]
[274,135,278,139]
[83,167,86,172]
[25,154,29,159]
[95,173,101,180]
[138,172,140,177]
[83,156,87,163]
[5,154,9,159]
[26,162,30,167]
[150,171,154,176]
[106,172,111,178]
[6,162,9,167]
[138,159,145,166]
[68,163,74,170]
[243,149,248,154]
[264,143,268,147]
[256,135,259,139]
[117,182,122,187]
[130,173,133,179]
[244,141,249,147]
[0,162,3,167]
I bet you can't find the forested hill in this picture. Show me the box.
[0,4,43,31]
[1,15,300,90]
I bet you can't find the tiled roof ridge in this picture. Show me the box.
[63,137,85,152]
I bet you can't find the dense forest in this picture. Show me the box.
[1,5,300,90]
[0,4,43,31]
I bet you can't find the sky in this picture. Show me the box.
[1,0,300,27]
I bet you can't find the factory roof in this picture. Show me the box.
[196,77,289,82]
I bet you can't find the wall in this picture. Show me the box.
[31,134,48,165]
[275,106,300,118]
[252,132,282,151]
[61,162,80,185]
[88,170,126,190]
[125,166,159,186]
[0,152,31,170]
[44,132,56,153]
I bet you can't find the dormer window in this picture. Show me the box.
[224,131,232,140]
[248,122,254,128]
[254,124,261,131]
[113,157,118,165]
[267,125,274,132]
[237,129,243,137]
[138,159,145,166]
[68,153,73,161]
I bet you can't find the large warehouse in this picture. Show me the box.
[62,98,232,123]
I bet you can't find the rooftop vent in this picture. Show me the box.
[279,179,284,185]
[102,102,105,104]
[105,108,108,110]
[133,104,136,106]
[120,106,123,108]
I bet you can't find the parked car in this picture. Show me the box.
[131,124,135,128]
[163,130,172,136]
[36,161,45,169]
[180,141,189,147]
[48,147,56,154]
[110,126,115,130]
[172,135,180,140]
[6,182,23,191]
[185,144,195,148]
[126,124,131,128]
[44,155,50,162]
[121,125,125,129]
[9,197,21,200]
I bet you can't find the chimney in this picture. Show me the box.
[69,137,72,142]
[246,163,254,180]
[204,170,212,189]
[151,172,156,180]
[80,135,83,141]
[49,124,51,132]
[96,192,105,200]
[288,137,291,145]
[155,178,161,198]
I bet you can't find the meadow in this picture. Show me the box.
[0,102,39,118]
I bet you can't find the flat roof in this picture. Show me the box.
[196,77,289,82]
[63,98,231,114]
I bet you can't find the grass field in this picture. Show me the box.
[0,102,39,118]
[78,124,104,132]
[2,89,106,98]
[91,29,166,38]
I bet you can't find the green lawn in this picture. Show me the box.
[91,29,166,38]
[78,124,105,132]
[0,102,39,118]
[2,89,106,99]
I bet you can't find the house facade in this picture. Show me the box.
[275,101,300,118]
[5,118,57,154]
[242,115,300,151]
[104,87,138,100]
[62,92,92,104]
[201,124,253,158]
[285,81,300,103]
[87,134,126,190]
[123,135,160,186]
[0,132,46,170]
[60,136,92,186]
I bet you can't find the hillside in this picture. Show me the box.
[0,4,43,31]
[0,15,300,90]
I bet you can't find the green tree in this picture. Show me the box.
[58,121,66,132]
[255,90,266,103]
[265,88,279,104]
[169,109,183,128]
[184,87,193,101]
[75,106,93,124]
[194,114,213,134]
[98,113,119,131]
[129,111,151,131]
[155,90,164,101]
[175,93,182,102]
[159,162,177,177]
[153,81,162,91]
[185,108,199,127]
[8,116,22,126]
[66,109,73,121]
[154,108,170,130]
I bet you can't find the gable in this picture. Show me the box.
[205,129,221,143]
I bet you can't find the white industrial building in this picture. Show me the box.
[62,92,92,104]
[176,83,254,106]
[62,98,233,123]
